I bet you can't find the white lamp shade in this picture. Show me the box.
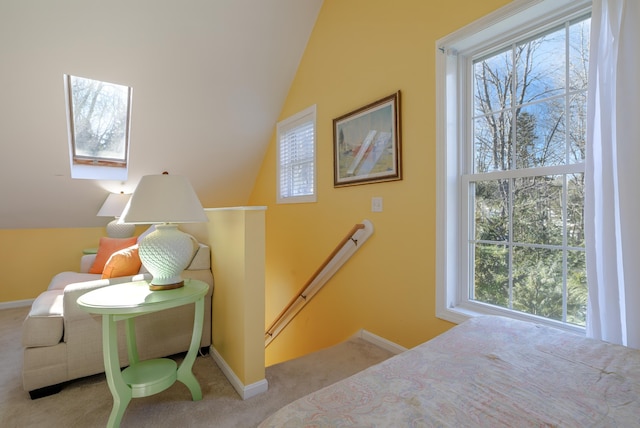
[119,175,208,224]
[97,193,131,217]
[97,193,135,238]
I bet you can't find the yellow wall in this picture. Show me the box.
[249,0,510,366]
[206,207,266,387]
[0,228,105,302]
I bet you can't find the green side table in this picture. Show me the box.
[77,279,208,428]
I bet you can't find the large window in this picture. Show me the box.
[276,105,317,204]
[65,74,132,180]
[436,0,590,332]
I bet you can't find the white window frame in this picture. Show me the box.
[64,74,133,181]
[276,105,317,204]
[435,0,591,333]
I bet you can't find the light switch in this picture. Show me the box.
[371,197,383,212]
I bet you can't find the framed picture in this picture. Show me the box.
[333,91,401,187]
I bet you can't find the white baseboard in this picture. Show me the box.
[0,299,34,310]
[356,329,408,355]
[210,346,269,400]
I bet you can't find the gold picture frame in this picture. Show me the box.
[333,91,401,187]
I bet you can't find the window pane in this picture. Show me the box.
[474,48,512,116]
[569,18,590,91]
[513,175,563,245]
[284,161,314,197]
[473,243,509,306]
[567,249,587,326]
[567,173,585,247]
[569,93,587,163]
[474,180,509,242]
[512,246,563,321]
[515,27,565,104]
[474,110,513,172]
[279,123,314,198]
[70,75,130,162]
[516,100,565,168]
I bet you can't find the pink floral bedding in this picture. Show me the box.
[259,316,640,427]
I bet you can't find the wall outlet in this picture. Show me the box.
[371,197,383,212]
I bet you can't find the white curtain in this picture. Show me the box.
[586,0,640,348]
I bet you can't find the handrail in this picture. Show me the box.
[266,223,364,332]
[265,220,374,347]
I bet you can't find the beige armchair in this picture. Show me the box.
[21,242,213,398]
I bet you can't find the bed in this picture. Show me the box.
[259,316,640,427]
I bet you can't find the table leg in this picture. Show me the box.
[125,318,139,365]
[176,297,204,400]
[103,314,132,428]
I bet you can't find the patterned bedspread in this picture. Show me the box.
[259,316,640,427]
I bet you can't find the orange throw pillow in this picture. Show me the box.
[89,237,138,274]
[101,245,142,279]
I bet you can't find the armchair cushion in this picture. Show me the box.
[48,272,100,291]
[88,236,137,274]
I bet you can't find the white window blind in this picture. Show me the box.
[277,105,316,204]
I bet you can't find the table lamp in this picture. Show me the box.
[97,192,135,238]
[119,173,208,290]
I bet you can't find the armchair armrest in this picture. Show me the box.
[80,254,97,273]
[188,243,210,270]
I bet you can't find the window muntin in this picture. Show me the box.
[65,75,132,168]
[277,105,317,204]
[436,0,591,333]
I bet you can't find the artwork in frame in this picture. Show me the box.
[333,91,401,187]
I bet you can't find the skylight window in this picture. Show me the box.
[64,74,132,180]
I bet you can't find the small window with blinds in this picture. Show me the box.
[277,105,317,204]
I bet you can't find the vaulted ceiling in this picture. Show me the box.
[0,0,323,229]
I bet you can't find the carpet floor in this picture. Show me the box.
[1,306,395,427]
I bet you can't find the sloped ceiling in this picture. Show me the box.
[0,0,323,229]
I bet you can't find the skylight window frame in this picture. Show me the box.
[64,74,133,171]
